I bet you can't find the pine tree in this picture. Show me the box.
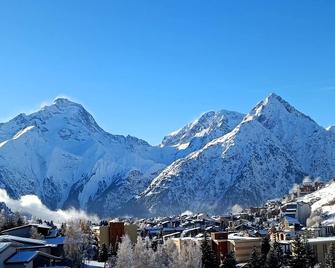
[201,233,219,268]
[273,241,283,266]
[325,242,335,268]
[248,248,261,268]
[265,247,280,268]
[14,212,24,226]
[305,242,316,268]
[260,236,271,265]
[222,251,237,268]
[108,243,114,258]
[98,244,108,262]
[290,235,307,268]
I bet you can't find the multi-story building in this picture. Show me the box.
[99,221,138,247]
[281,202,311,226]
[228,235,262,263]
[308,237,335,267]
[211,232,229,260]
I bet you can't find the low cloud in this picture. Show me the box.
[0,189,99,224]
[231,204,243,214]
[289,183,299,194]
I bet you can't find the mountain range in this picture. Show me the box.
[0,94,334,217]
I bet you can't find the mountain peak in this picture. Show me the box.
[25,98,103,134]
[246,93,310,123]
[161,109,244,149]
[327,125,335,134]
[52,97,83,108]
[264,93,295,111]
[41,97,89,115]
[267,92,281,100]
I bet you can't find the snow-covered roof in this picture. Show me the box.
[228,234,261,240]
[163,232,181,238]
[308,237,335,243]
[84,260,106,267]
[0,242,12,253]
[0,235,46,245]
[1,224,51,234]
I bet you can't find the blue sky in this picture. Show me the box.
[0,1,334,145]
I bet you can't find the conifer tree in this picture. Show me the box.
[260,236,271,266]
[248,248,261,268]
[305,242,316,268]
[265,247,280,268]
[273,241,283,266]
[98,243,108,262]
[201,233,219,268]
[222,251,237,268]
[290,235,306,268]
[325,242,335,268]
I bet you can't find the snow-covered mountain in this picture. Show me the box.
[0,98,175,215]
[139,94,335,215]
[247,94,335,179]
[327,125,335,135]
[161,110,244,155]
[0,94,334,217]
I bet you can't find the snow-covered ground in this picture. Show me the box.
[84,260,105,268]
[300,181,335,225]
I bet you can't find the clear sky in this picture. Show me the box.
[0,1,334,145]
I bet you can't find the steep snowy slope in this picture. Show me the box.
[140,94,335,216]
[161,110,244,156]
[247,94,335,179]
[327,126,335,135]
[1,94,334,217]
[141,116,305,215]
[0,98,175,215]
[300,180,335,225]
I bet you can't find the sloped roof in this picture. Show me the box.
[6,250,37,263]
[1,224,51,234]
[6,250,62,264]
[0,235,46,245]
[44,236,66,245]
[0,242,12,253]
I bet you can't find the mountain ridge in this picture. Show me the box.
[0,94,333,217]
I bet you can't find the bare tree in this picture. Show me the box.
[178,239,202,268]
[30,226,44,240]
[64,220,92,268]
[115,235,134,268]
[114,236,202,268]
